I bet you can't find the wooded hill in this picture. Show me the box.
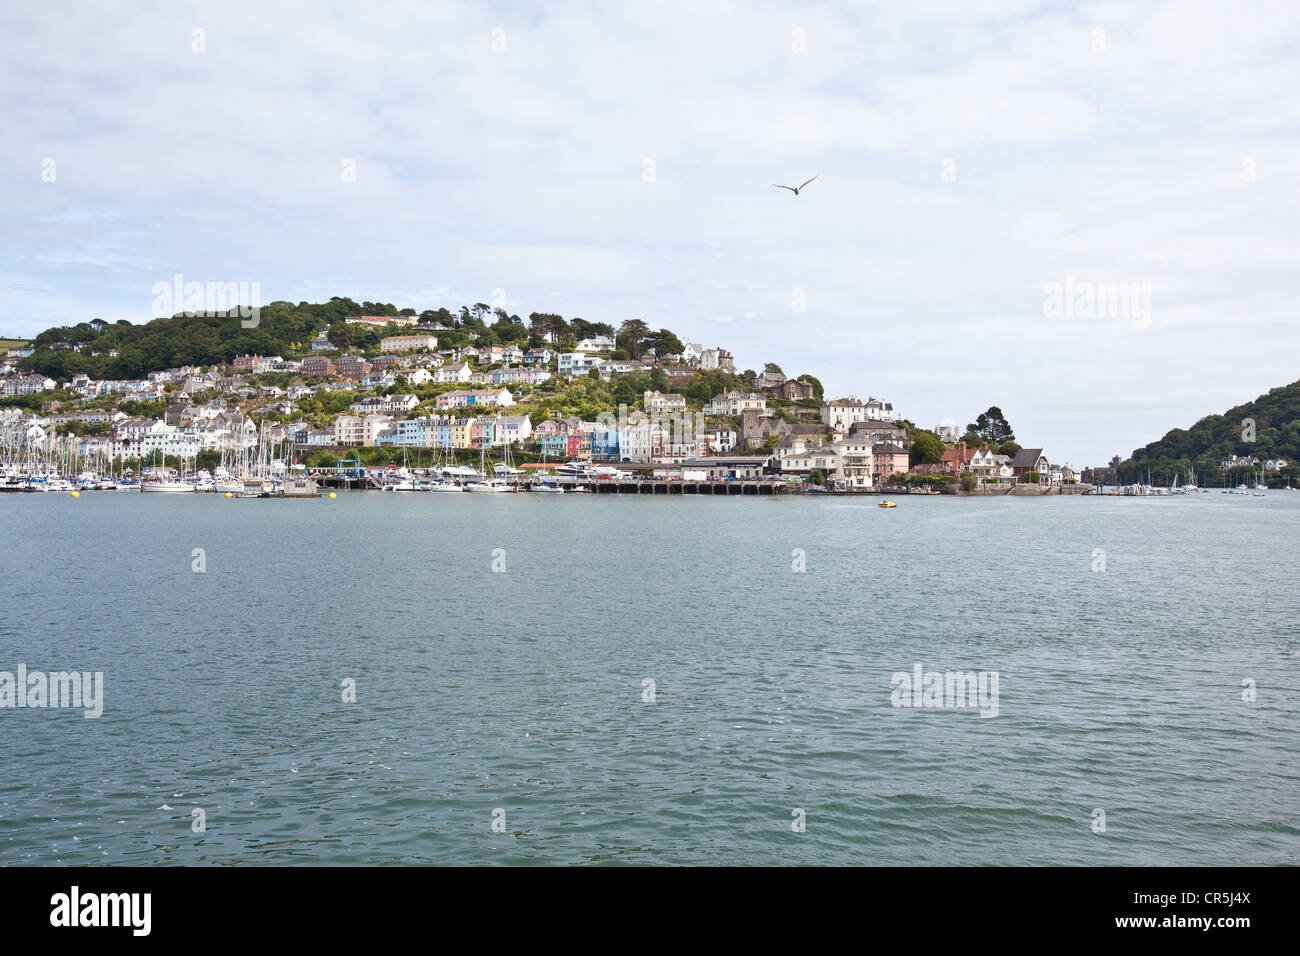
[1120,379,1300,484]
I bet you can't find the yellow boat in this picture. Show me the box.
[878,500,897,508]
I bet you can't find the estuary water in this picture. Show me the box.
[1,491,1297,865]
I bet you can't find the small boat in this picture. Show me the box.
[878,500,897,508]
[531,482,564,494]
[426,480,464,492]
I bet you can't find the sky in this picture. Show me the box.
[2,0,1298,466]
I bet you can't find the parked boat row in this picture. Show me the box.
[1101,465,1286,497]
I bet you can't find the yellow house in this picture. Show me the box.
[451,418,475,448]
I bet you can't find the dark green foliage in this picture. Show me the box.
[1121,379,1300,484]
[966,406,1015,445]
[909,430,945,464]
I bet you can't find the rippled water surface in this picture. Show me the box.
[1,491,1297,865]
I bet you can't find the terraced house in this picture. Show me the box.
[380,334,438,352]
[434,388,514,409]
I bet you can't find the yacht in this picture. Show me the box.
[465,478,511,493]
[141,479,196,493]
[439,465,478,480]
[464,446,517,492]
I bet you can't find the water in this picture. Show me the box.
[1,491,1297,865]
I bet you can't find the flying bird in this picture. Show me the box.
[772,176,817,196]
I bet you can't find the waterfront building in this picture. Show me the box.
[680,456,770,480]
[872,443,910,483]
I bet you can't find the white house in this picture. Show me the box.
[497,415,533,445]
[558,352,602,377]
[619,422,658,462]
[704,390,766,416]
[830,440,874,489]
[334,414,392,446]
[434,362,472,384]
[698,347,735,372]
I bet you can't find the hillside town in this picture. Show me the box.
[1,313,1080,492]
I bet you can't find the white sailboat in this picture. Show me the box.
[428,441,468,490]
[142,478,195,493]
[464,444,510,493]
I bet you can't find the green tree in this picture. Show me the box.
[643,328,684,358]
[528,312,568,342]
[967,406,1015,445]
[616,319,650,359]
[909,430,945,465]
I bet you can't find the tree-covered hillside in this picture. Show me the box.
[18,298,410,380]
[15,299,715,383]
[1120,379,1300,485]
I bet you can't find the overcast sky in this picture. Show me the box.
[3,0,1298,465]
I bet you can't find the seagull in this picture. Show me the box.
[773,176,817,196]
